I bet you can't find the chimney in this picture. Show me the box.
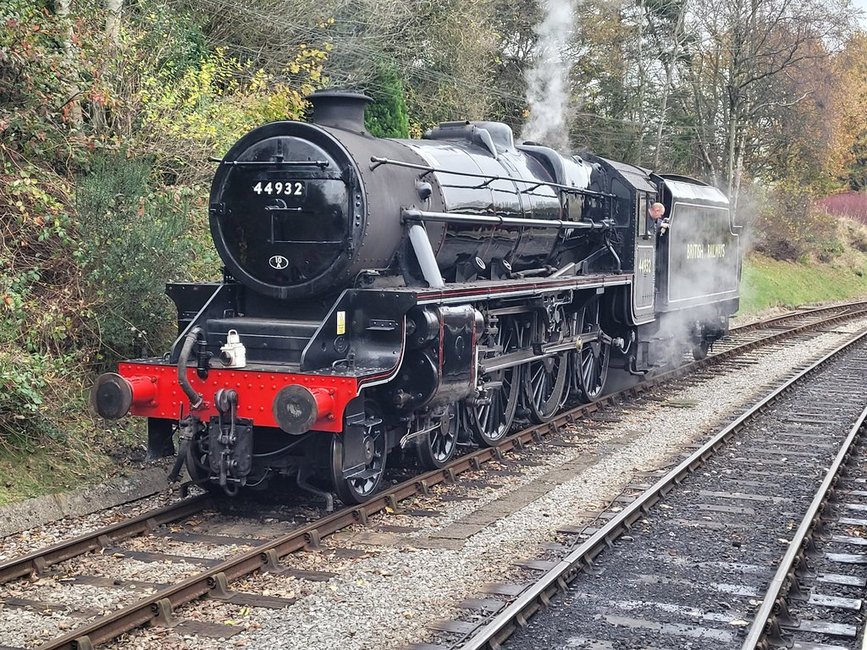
[307,90,372,132]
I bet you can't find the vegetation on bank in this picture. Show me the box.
[741,254,867,315]
[0,437,113,506]
[740,217,867,314]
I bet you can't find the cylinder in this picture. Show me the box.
[127,375,158,405]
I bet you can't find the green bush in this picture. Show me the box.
[365,64,411,138]
[76,154,192,360]
[0,347,79,442]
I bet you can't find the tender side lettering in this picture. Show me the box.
[686,243,726,260]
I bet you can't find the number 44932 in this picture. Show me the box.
[252,181,304,196]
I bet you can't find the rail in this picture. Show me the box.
[0,493,208,585]
[741,404,867,649]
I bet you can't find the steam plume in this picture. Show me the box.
[521,0,576,150]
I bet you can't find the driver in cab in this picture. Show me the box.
[648,202,669,236]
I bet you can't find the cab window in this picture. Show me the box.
[610,179,631,227]
[638,195,654,239]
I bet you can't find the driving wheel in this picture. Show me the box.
[467,316,521,446]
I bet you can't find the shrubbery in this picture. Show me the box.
[76,155,192,360]
[0,0,330,442]
[748,185,848,263]
[365,64,411,138]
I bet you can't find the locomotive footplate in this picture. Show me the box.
[208,416,254,488]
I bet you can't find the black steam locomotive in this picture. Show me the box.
[92,91,740,506]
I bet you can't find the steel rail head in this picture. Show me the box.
[740,404,867,649]
[730,301,867,334]
[459,326,867,650]
[32,307,867,650]
[0,492,209,585]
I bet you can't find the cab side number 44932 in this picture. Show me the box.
[252,181,304,196]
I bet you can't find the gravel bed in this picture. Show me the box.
[0,605,78,648]
[57,553,203,584]
[0,486,202,562]
[117,535,250,561]
[0,551,203,647]
[3,318,865,649]
[2,579,149,610]
[0,575,164,646]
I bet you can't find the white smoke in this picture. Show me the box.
[520,0,577,150]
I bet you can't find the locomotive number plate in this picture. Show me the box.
[252,180,305,197]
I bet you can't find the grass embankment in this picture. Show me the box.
[0,409,145,507]
[0,398,144,506]
[740,251,867,315]
[0,441,112,506]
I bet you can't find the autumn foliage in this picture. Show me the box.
[0,0,329,439]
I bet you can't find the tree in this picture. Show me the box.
[644,0,689,168]
[679,0,856,205]
[831,33,867,189]
[55,0,83,128]
[364,64,410,138]
[568,0,643,162]
[105,0,122,45]
[488,0,542,132]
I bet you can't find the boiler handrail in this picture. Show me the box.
[401,208,610,230]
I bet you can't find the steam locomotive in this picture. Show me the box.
[92,91,740,507]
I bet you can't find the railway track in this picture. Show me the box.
[2,302,867,650]
[728,300,867,335]
[744,407,867,650]
[0,496,209,585]
[706,300,867,359]
[438,327,867,650]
